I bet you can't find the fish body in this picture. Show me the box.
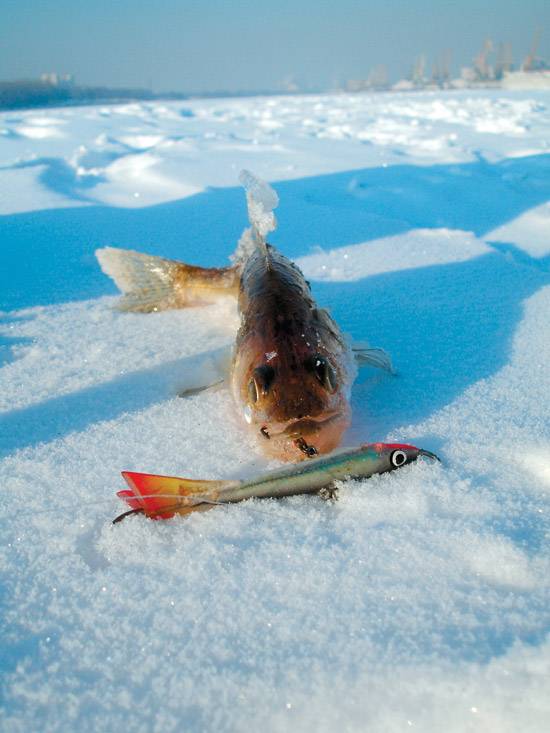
[232,243,355,460]
[96,171,390,461]
[116,443,439,521]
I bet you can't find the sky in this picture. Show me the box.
[0,0,549,93]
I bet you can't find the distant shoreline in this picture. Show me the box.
[0,79,327,112]
[2,74,550,113]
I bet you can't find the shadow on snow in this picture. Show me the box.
[1,153,550,311]
[0,347,230,457]
[0,154,549,453]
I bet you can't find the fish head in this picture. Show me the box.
[238,350,351,461]
[364,442,441,472]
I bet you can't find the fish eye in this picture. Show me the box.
[248,378,258,403]
[391,450,408,468]
[252,365,275,396]
[309,355,337,393]
[248,365,275,404]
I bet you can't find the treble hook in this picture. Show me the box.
[294,437,318,457]
[112,508,144,524]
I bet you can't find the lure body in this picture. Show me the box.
[116,443,439,521]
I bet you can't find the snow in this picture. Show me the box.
[296,228,491,281]
[1,90,550,732]
[488,201,550,258]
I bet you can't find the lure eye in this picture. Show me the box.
[391,450,408,468]
[308,355,337,393]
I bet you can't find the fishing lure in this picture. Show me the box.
[114,442,439,523]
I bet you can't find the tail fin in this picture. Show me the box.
[233,170,279,263]
[96,247,238,312]
[118,471,240,519]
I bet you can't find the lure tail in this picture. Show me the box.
[117,471,240,520]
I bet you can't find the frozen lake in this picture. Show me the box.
[1,90,550,732]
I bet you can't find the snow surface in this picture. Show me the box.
[1,90,550,732]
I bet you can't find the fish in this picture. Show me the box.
[113,443,440,522]
[96,171,393,462]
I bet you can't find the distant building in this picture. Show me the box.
[40,73,74,87]
[501,70,550,89]
[346,65,389,93]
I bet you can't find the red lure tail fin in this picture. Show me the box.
[118,471,239,520]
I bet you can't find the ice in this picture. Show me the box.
[233,169,280,261]
[1,89,550,731]
[239,168,279,236]
[1,91,548,217]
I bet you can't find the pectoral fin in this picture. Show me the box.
[352,342,395,374]
[176,344,232,398]
[178,379,225,398]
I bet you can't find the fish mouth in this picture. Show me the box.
[258,412,349,460]
[276,413,348,457]
[279,413,343,439]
